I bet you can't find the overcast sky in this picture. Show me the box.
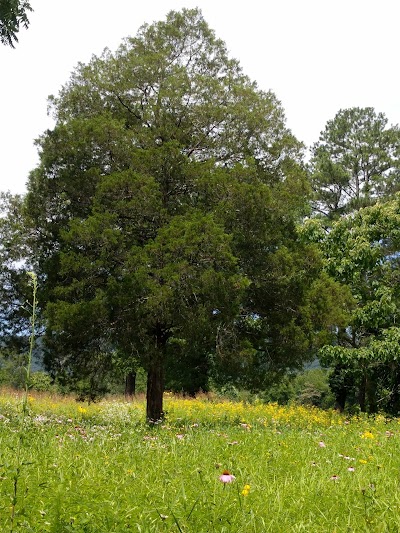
[1,0,400,194]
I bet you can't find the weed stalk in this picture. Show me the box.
[10,272,37,533]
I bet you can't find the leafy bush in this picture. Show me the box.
[0,351,27,388]
[29,371,55,392]
[294,368,335,409]
[217,368,336,408]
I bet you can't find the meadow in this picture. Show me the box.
[0,390,399,532]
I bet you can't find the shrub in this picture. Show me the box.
[29,371,55,392]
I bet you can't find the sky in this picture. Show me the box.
[1,0,400,194]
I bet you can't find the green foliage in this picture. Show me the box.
[293,368,335,409]
[23,8,333,419]
[209,367,335,409]
[0,192,34,353]
[257,368,335,409]
[0,351,26,388]
[0,0,32,47]
[310,196,400,413]
[310,107,400,219]
[29,371,55,392]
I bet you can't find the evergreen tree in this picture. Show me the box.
[26,9,330,420]
[310,107,400,220]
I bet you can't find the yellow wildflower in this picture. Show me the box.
[361,431,374,439]
[241,484,250,496]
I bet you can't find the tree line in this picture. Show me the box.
[1,9,400,420]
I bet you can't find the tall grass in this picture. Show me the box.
[0,389,400,531]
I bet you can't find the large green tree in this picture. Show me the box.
[304,197,400,413]
[0,0,32,47]
[26,9,330,420]
[310,107,400,220]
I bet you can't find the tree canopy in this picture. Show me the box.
[0,0,32,47]
[303,196,400,413]
[304,107,400,413]
[310,107,400,220]
[0,192,33,351]
[23,8,338,420]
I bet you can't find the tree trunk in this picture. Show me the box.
[359,372,367,412]
[125,371,136,398]
[146,357,165,423]
[388,363,400,415]
[334,388,347,412]
[329,364,347,412]
[366,373,377,413]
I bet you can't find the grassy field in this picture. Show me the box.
[0,390,399,532]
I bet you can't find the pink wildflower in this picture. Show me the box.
[219,470,235,483]
[318,441,326,448]
[348,467,355,472]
